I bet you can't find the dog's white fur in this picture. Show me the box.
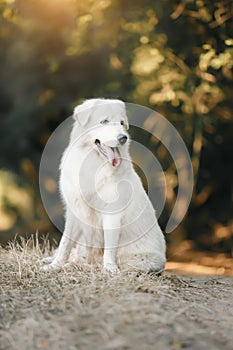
[41,99,166,273]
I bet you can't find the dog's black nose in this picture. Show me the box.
[118,134,128,145]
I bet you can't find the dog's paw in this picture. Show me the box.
[103,263,120,274]
[135,255,166,274]
[39,262,62,273]
[41,256,54,265]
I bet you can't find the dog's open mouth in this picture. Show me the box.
[95,139,122,167]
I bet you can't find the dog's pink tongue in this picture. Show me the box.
[105,146,122,167]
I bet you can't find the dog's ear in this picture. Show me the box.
[73,105,90,126]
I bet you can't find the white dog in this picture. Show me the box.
[41,98,166,273]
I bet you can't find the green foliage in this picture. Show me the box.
[0,0,232,253]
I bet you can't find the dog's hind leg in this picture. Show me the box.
[136,253,166,273]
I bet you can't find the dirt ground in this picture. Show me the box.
[0,241,233,350]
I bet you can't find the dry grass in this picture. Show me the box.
[0,237,233,350]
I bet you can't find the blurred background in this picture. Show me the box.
[0,0,232,274]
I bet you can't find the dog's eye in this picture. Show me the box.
[120,121,124,126]
[100,119,109,125]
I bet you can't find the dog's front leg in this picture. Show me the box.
[102,213,121,273]
[40,209,79,272]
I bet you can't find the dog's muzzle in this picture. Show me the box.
[95,139,123,167]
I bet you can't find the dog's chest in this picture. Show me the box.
[95,171,119,203]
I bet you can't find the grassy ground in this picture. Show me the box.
[0,239,233,350]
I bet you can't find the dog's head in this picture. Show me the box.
[72,99,129,168]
